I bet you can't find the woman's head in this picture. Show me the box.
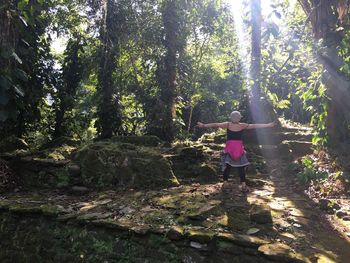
[230,111,242,123]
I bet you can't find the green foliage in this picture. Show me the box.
[297,156,328,184]
[3,0,346,145]
[0,0,54,137]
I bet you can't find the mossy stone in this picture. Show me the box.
[110,135,162,147]
[166,226,184,240]
[40,204,66,216]
[186,229,215,243]
[74,141,179,189]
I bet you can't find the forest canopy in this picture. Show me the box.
[1,0,350,147]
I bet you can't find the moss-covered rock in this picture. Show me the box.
[186,229,215,243]
[5,156,70,189]
[110,135,162,147]
[40,136,80,149]
[74,141,179,189]
[196,164,217,182]
[258,243,308,263]
[179,146,204,160]
[40,204,66,216]
[0,135,28,153]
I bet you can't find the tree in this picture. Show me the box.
[149,0,182,142]
[298,0,350,145]
[0,0,53,139]
[96,0,122,138]
[53,36,84,138]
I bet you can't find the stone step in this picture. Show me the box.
[279,131,314,142]
[280,126,313,133]
[281,140,313,158]
[243,130,282,145]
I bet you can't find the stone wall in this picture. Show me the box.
[0,211,283,263]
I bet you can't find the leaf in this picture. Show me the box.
[276,99,290,109]
[17,0,29,11]
[12,51,22,64]
[246,228,260,235]
[19,15,28,27]
[21,39,30,47]
[13,85,25,97]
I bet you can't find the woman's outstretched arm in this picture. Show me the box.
[245,121,276,129]
[197,122,228,129]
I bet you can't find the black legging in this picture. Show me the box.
[223,165,246,183]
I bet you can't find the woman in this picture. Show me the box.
[197,111,276,192]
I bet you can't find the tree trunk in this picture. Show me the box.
[157,0,179,142]
[97,0,121,139]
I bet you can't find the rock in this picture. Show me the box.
[110,135,161,147]
[166,226,184,241]
[258,243,307,263]
[67,164,81,177]
[131,225,149,235]
[197,164,217,182]
[9,205,42,214]
[216,241,243,255]
[190,241,207,250]
[283,140,313,158]
[0,135,28,153]
[250,204,273,224]
[179,147,204,159]
[93,199,112,205]
[246,228,260,235]
[335,210,348,219]
[74,141,179,189]
[119,206,135,214]
[76,212,113,221]
[57,212,78,221]
[216,232,268,248]
[40,136,80,149]
[40,204,66,216]
[342,216,350,221]
[71,186,90,194]
[186,229,215,243]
